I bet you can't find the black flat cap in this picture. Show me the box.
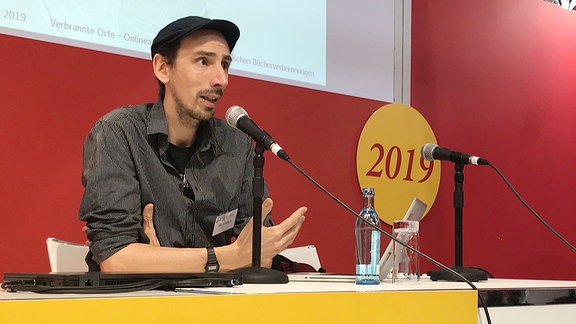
[151,16,240,58]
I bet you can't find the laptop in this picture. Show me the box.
[2,272,242,293]
[288,197,427,283]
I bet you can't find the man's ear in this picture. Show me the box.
[152,53,170,84]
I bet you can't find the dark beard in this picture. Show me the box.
[172,89,216,128]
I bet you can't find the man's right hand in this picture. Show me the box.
[82,226,91,246]
[142,203,160,246]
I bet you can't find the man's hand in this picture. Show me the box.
[233,198,306,268]
[82,226,91,246]
[142,204,160,246]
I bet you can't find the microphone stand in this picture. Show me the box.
[233,143,289,283]
[428,163,488,281]
[455,162,464,266]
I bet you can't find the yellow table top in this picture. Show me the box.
[0,278,480,324]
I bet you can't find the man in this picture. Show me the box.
[79,16,306,273]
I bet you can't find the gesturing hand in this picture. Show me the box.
[234,198,306,268]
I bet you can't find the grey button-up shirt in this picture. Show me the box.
[79,99,268,267]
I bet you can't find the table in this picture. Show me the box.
[1,276,574,323]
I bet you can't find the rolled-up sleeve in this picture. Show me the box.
[79,119,144,264]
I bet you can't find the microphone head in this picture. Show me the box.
[421,143,438,161]
[225,105,248,128]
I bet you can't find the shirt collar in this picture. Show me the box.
[147,98,169,137]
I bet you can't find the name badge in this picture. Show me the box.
[212,209,238,236]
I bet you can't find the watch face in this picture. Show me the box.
[206,264,219,272]
[206,247,219,272]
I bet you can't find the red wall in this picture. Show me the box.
[411,0,576,279]
[1,0,575,280]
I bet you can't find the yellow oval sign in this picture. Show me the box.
[356,104,440,225]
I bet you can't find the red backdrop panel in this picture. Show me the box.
[412,0,576,279]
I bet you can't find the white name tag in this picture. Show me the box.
[212,209,238,236]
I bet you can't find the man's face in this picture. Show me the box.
[163,30,232,126]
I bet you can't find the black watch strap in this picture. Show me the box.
[205,247,219,272]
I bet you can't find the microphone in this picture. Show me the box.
[420,143,489,165]
[225,105,289,161]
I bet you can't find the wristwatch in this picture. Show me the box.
[205,247,219,272]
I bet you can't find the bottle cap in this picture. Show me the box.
[361,188,375,196]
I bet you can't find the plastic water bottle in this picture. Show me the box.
[355,187,381,285]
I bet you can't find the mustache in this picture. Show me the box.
[198,87,223,97]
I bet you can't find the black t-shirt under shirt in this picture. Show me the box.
[166,143,196,200]
[166,143,195,174]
